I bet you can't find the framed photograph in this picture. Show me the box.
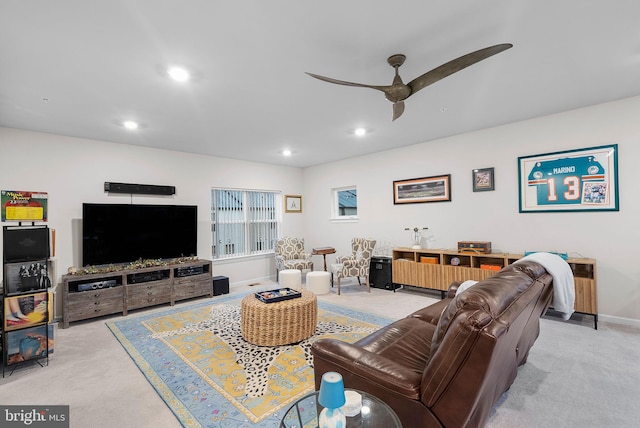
[4,291,48,331]
[473,167,495,192]
[393,174,451,204]
[284,195,302,213]
[518,144,619,213]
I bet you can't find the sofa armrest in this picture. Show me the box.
[311,338,422,399]
[447,281,463,298]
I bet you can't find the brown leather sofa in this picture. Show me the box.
[311,260,554,427]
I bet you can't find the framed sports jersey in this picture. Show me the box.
[518,144,618,212]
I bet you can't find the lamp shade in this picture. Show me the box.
[318,372,346,409]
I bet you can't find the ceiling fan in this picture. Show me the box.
[306,43,513,121]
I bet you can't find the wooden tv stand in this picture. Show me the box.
[61,259,213,328]
[392,248,598,328]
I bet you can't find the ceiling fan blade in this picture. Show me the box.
[408,43,513,94]
[392,101,405,121]
[305,72,389,92]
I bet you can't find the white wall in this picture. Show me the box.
[0,128,305,317]
[2,95,639,323]
[302,96,640,323]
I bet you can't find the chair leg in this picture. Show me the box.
[338,277,341,295]
[357,276,362,286]
[366,275,370,292]
[330,273,334,286]
[276,269,279,282]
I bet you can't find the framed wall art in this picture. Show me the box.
[393,174,451,204]
[284,195,302,213]
[473,167,494,192]
[518,144,618,213]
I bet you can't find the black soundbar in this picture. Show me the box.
[104,182,175,195]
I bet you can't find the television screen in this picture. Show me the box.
[82,204,197,266]
[3,226,50,263]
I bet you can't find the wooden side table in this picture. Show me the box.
[312,247,336,271]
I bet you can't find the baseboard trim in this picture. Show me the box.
[230,276,274,288]
[598,314,640,329]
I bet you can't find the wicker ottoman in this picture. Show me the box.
[241,289,318,346]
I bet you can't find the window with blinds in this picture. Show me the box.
[211,189,281,259]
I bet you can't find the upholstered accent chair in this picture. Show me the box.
[274,237,314,281]
[330,238,376,295]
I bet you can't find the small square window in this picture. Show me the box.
[332,186,357,220]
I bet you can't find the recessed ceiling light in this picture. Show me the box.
[167,66,190,82]
[282,149,292,156]
[354,128,367,137]
[123,120,139,130]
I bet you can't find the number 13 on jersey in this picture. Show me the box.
[518,145,618,212]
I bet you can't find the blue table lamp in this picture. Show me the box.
[318,372,346,428]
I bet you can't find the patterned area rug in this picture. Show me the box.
[106,292,392,427]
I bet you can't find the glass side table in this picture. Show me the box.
[280,388,402,428]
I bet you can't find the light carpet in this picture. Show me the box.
[106,292,393,427]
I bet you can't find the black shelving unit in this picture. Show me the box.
[2,225,52,376]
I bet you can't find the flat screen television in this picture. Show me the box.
[82,203,197,266]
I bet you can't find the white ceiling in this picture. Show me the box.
[2,1,640,168]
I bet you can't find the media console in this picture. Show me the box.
[61,259,213,328]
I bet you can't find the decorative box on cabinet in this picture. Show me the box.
[61,259,212,328]
[391,248,598,328]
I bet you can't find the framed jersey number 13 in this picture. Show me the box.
[518,144,619,213]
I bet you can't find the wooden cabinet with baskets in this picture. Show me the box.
[392,248,598,328]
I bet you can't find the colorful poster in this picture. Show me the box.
[1,190,48,222]
[518,145,619,212]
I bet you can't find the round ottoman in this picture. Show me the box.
[241,290,318,346]
[306,271,331,295]
[279,269,302,290]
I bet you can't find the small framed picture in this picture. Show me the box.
[284,195,302,213]
[473,167,495,192]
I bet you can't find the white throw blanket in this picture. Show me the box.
[455,280,478,296]
[514,252,575,320]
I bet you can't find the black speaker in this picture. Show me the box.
[104,182,175,195]
[213,276,229,296]
[369,256,398,291]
